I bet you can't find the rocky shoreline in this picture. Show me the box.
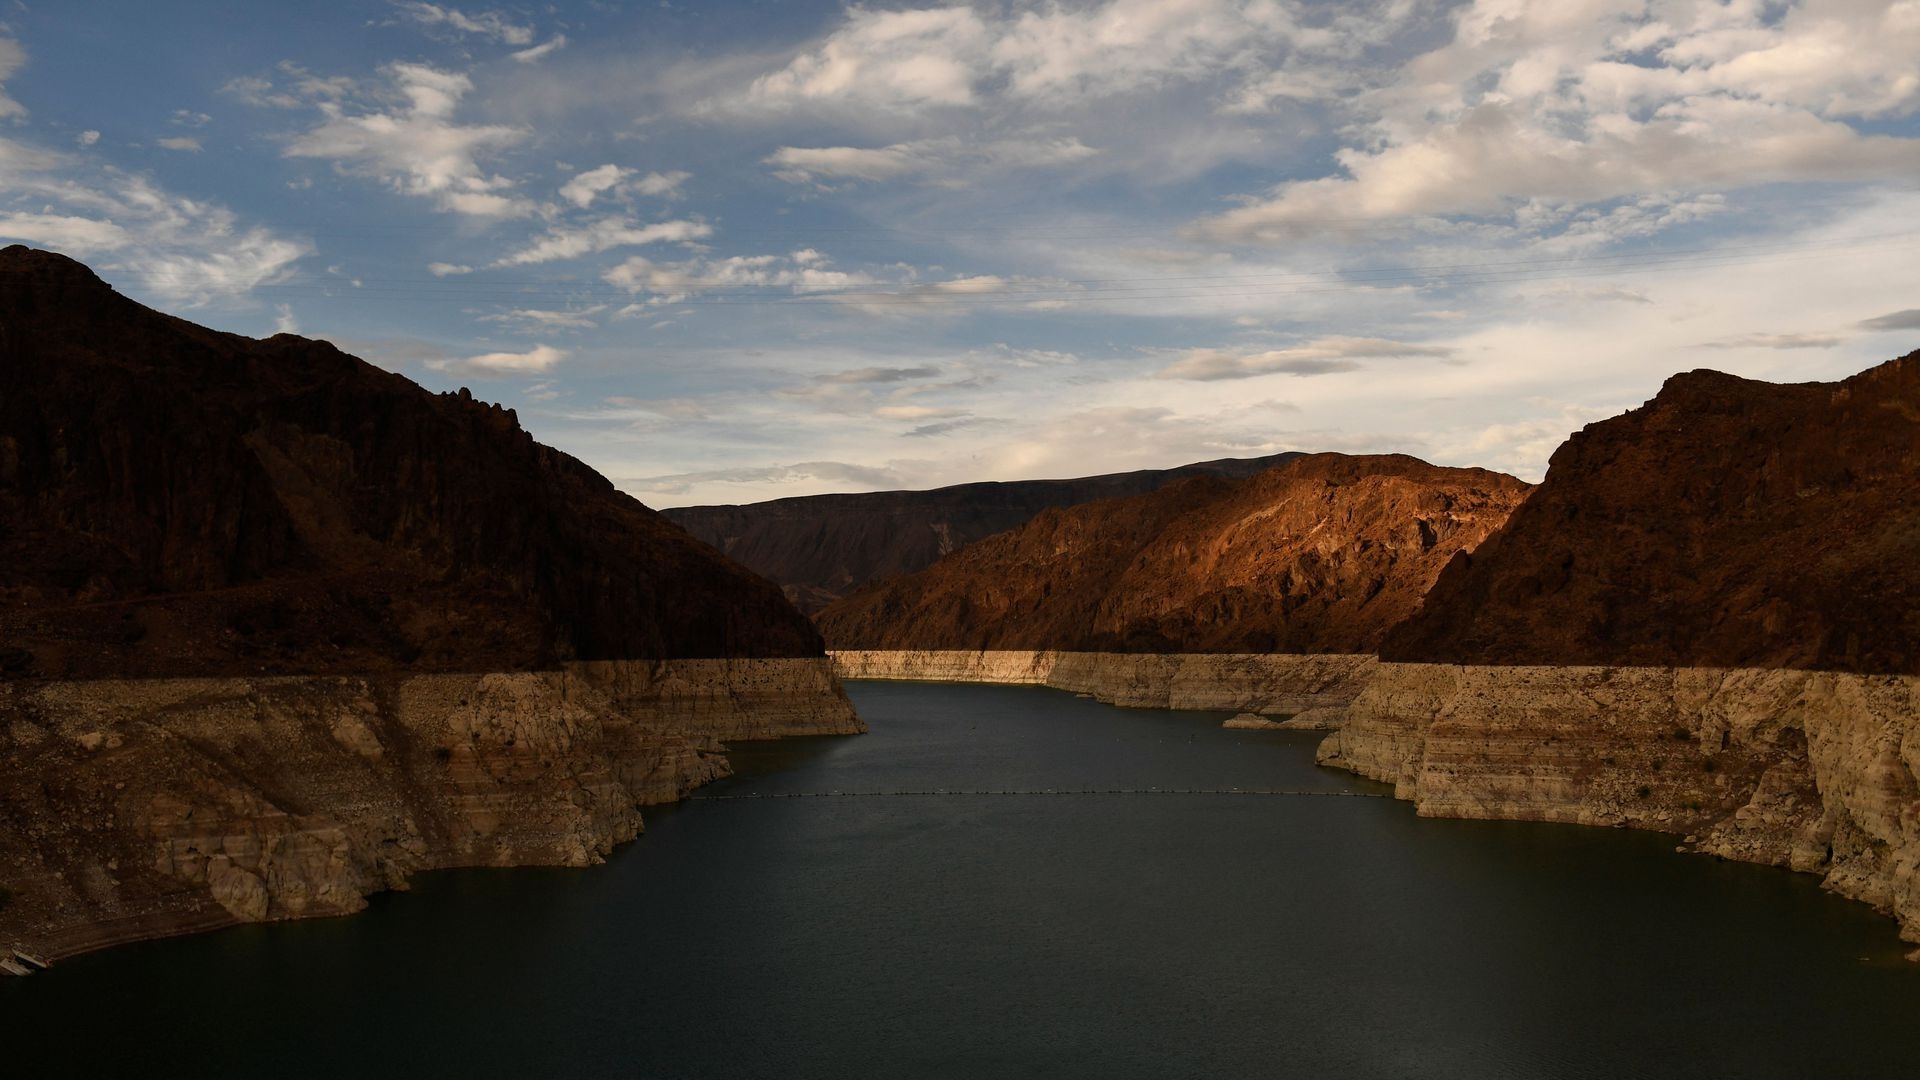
[0,658,860,966]
[1317,662,1920,953]
[831,648,1375,717]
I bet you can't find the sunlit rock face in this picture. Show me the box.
[818,453,1531,654]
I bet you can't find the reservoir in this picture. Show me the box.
[9,680,1920,1078]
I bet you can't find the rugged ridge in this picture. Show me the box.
[0,245,822,678]
[661,452,1301,612]
[0,247,861,965]
[1382,354,1920,673]
[819,453,1531,654]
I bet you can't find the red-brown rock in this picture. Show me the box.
[818,453,1531,652]
[1380,353,1920,673]
[0,246,824,677]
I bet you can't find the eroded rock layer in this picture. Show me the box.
[819,454,1530,653]
[0,659,860,962]
[1319,663,1920,947]
[832,649,1376,717]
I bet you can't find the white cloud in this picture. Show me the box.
[428,261,472,276]
[156,136,202,152]
[171,109,212,127]
[622,460,909,500]
[1196,0,1920,244]
[394,2,534,46]
[511,35,568,64]
[556,164,687,208]
[604,250,878,305]
[0,146,308,304]
[273,303,300,334]
[1156,337,1456,381]
[76,130,100,147]
[725,0,1325,117]
[280,63,531,217]
[479,305,609,331]
[430,343,568,377]
[765,135,1096,185]
[493,217,711,267]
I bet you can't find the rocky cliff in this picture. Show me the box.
[0,246,860,965]
[1324,354,1920,950]
[1,659,858,963]
[1381,354,1920,672]
[0,245,821,678]
[661,452,1301,612]
[818,453,1531,654]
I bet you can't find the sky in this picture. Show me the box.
[2,0,1918,506]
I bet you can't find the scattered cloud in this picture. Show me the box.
[605,250,877,305]
[493,217,711,267]
[156,136,202,152]
[479,305,609,331]
[558,164,689,208]
[1194,0,1920,244]
[511,35,568,64]
[75,130,100,147]
[766,135,1096,185]
[427,261,472,276]
[393,2,534,46]
[429,343,568,377]
[1157,337,1456,381]
[279,63,531,217]
[273,303,300,334]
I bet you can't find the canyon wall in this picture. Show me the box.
[832,649,1376,717]
[820,454,1530,654]
[1319,663,1920,950]
[663,453,1301,613]
[0,659,860,963]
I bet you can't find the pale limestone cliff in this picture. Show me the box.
[0,659,859,963]
[1318,663,1920,950]
[831,649,1377,715]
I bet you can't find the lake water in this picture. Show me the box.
[9,680,1920,1078]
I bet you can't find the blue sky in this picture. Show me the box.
[3,1,1918,505]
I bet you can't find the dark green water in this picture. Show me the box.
[9,681,1920,1078]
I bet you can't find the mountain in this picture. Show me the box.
[1380,353,1920,673]
[660,452,1303,612]
[0,246,856,967]
[817,453,1531,653]
[0,245,822,679]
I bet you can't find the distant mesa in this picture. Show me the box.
[661,452,1304,614]
[1382,353,1920,674]
[817,453,1532,654]
[0,245,825,679]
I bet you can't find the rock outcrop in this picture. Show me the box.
[1,659,858,962]
[1324,354,1920,949]
[819,454,1531,654]
[1380,354,1920,673]
[832,649,1376,714]
[1319,664,1920,948]
[0,246,861,965]
[661,453,1301,612]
